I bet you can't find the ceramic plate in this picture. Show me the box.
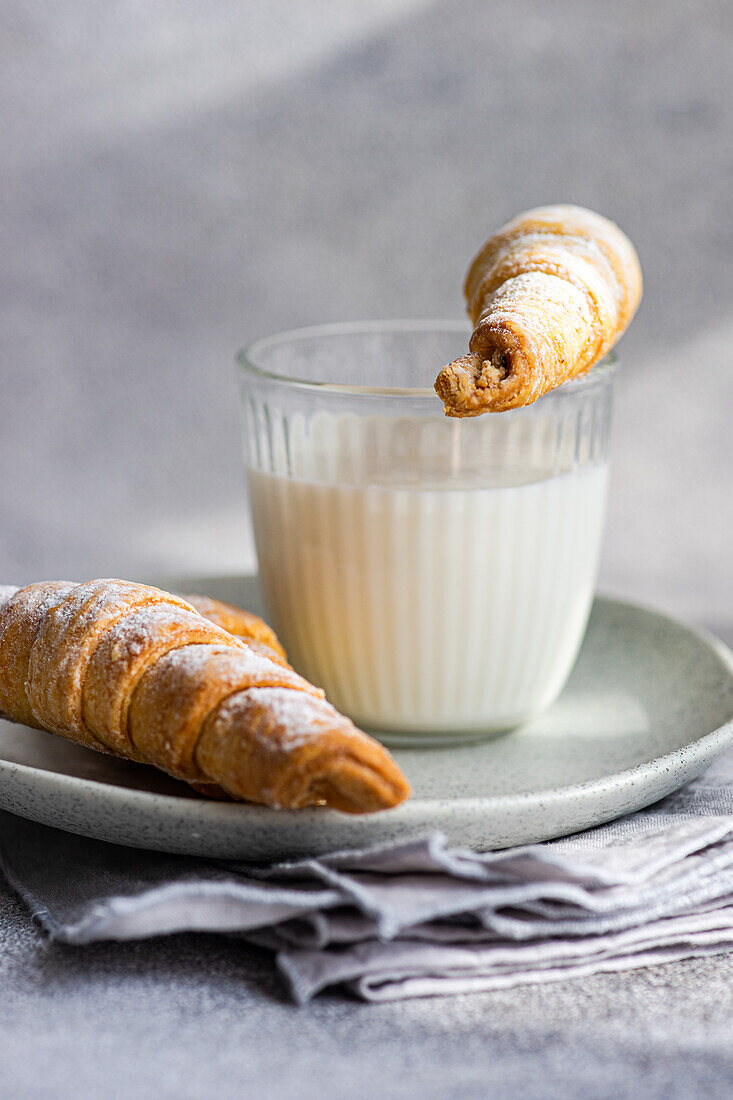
[0,577,731,859]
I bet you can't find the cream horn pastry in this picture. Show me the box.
[0,580,410,814]
[434,204,642,415]
[183,593,287,663]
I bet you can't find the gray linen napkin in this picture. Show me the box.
[1,751,732,1003]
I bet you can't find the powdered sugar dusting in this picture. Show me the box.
[25,581,201,736]
[219,686,363,751]
[0,586,19,611]
[41,579,193,636]
[157,642,280,678]
[104,605,240,659]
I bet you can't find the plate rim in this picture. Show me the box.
[0,593,731,825]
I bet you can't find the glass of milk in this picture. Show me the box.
[237,322,615,745]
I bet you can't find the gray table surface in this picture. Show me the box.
[1,872,732,1100]
[1,2,732,1096]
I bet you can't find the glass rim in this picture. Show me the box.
[236,319,619,398]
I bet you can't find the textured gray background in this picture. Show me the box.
[0,2,732,1097]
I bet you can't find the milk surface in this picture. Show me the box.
[248,462,609,736]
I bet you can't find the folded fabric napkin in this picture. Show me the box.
[1,752,732,1003]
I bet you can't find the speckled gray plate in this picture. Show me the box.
[0,577,732,859]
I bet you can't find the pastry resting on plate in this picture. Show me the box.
[0,580,410,814]
[434,204,643,415]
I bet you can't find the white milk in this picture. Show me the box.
[248,462,609,737]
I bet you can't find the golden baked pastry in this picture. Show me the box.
[183,593,287,662]
[434,204,642,415]
[0,580,410,814]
